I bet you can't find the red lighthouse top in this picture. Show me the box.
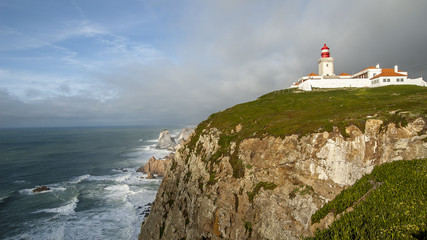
[321,44,330,58]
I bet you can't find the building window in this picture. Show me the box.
[387,79,390,82]
[326,64,328,67]
[383,79,386,82]
[401,78,404,82]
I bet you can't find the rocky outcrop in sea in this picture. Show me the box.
[32,186,50,193]
[156,130,176,150]
[137,154,173,178]
[156,128,195,151]
[140,128,194,178]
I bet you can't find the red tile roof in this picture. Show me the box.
[371,68,407,79]
[307,73,319,76]
[360,66,377,72]
[339,73,351,76]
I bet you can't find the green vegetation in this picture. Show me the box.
[244,221,253,237]
[289,185,315,199]
[308,159,427,240]
[207,171,217,185]
[247,182,277,203]
[183,86,426,179]
[203,86,426,139]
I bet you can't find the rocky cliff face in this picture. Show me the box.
[139,118,427,240]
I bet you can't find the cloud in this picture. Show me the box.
[1,0,427,128]
[0,69,117,103]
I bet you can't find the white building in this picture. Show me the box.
[291,44,426,91]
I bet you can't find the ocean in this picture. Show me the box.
[0,126,175,240]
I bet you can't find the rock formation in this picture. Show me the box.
[145,172,155,179]
[176,128,195,144]
[32,186,50,193]
[156,129,176,150]
[139,118,427,240]
[156,128,195,151]
[137,154,173,177]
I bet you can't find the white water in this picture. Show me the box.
[6,141,169,240]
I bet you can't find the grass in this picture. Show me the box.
[184,86,426,179]
[308,159,427,240]
[207,171,217,185]
[244,221,253,237]
[203,86,426,139]
[289,185,315,199]
[247,182,277,203]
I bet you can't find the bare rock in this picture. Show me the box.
[146,172,155,179]
[138,156,172,177]
[32,186,50,193]
[176,128,195,143]
[156,129,176,150]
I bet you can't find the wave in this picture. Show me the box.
[1,127,173,240]
[104,184,134,202]
[36,196,79,215]
[13,180,28,184]
[87,172,132,183]
[70,174,91,184]
[0,194,10,204]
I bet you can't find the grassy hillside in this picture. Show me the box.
[200,85,426,139]
[185,85,427,178]
[308,159,427,240]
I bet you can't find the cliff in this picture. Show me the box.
[139,86,427,239]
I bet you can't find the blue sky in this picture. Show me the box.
[1,0,427,127]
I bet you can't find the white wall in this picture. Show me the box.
[298,78,371,90]
[409,77,427,87]
[318,58,334,76]
[297,77,426,91]
[373,77,426,87]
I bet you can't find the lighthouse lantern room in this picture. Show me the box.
[318,43,334,76]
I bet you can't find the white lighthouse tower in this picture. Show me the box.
[318,44,334,77]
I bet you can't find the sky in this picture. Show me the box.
[1,0,427,128]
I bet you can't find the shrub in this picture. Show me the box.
[308,159,427,240]
[247,182,277,203]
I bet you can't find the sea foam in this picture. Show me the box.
[70,174,91,184]
[37,196,79,215]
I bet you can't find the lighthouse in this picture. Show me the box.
[318,43,335,77]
